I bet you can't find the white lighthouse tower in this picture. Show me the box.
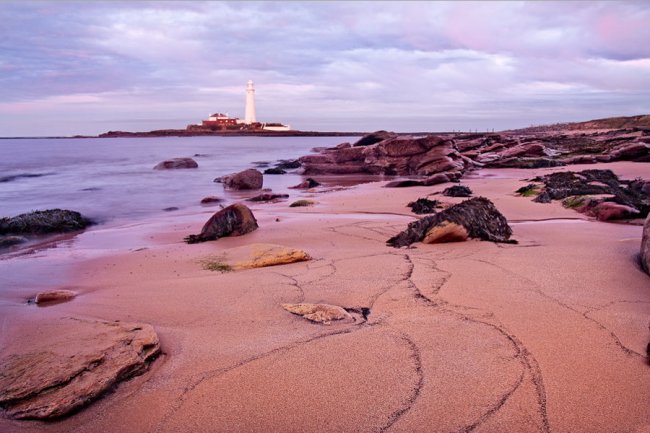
[244,80,256,125]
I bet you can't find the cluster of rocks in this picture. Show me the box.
[299,132,471,179]
[517,169,649,221]
[299,128,650,178]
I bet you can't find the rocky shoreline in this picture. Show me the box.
[0,123,649,431]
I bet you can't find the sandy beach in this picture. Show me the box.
[1,161,648,433]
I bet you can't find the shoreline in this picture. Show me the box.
[1,161,649,432]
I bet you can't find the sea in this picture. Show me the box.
[0,135,356,293]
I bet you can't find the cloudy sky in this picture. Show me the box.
[1,1,649,136]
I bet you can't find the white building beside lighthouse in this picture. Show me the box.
[244,80,256,124]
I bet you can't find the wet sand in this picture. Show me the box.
[1,162,649,433]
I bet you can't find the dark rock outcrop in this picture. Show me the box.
[218,169,263,190]
[387,197,514,248]
[407,198,441,214]
[153,158,198,170]
[0,318,160,420]
[185,203,258,244]
[264,168,286,175]
[0,235,28,248]
[275,159,301,170]
[642,215,650,274]
[352,130,397,147]
[248,193,289,202]
[289,178,321,189]
[0,209,92,235]
[200,196,223,204]
[443,185,473,197]
[528,169,648,218]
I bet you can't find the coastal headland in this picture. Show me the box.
[0,115,649,433]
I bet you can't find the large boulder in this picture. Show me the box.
[642,215,650,274]
[219,169,263,190]
[0,209,92,235]
[387,197,514,247]
[153,157,198,170]
[0,318,160,420]
[185,203,258,244]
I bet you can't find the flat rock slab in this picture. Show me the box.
[0,317,160,420]
[282,303,352,324]
[217,243,311,270]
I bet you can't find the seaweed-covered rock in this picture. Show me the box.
[642,215,650,274]
[0,209,92,235]
[153,157,198,170]
[387,197,514,248]
[443,185,473,197]
[407,198,441,214]
[185,203,258,244]
[263,168,286,175]
[529,170,649,217]
[275,159,301,170]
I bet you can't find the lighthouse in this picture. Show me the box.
[244,80,256,125]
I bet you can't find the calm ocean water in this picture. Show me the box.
[0,136,355,225]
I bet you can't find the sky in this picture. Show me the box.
[1,1,649,136]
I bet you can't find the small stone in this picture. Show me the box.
[282,303,353,324]
[34,290,76,305]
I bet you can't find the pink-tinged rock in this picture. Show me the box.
[34,290,76,305]
[0,318,160,420]
[608,142,650,161]
[282,303,352,324]
[641,215,650,274]
[498,143,547,159]
[589,202,640,221]
[220,169,263,190]
[153,157,198,170]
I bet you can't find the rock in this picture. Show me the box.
[290,200,316,208]
[641,215,650,274]
[529,170,648,217]
[0,209,92,235]
[289,178,321,189]
[0,235,28,248]
[608,142,650,161]
[422,221,469,244]
[34,290,76,305]
[162,207,179,212]
[0,173,52,183]
[212,243,311,270]
[200,196,223,204]
[263,168,286,175]
[184,203,258,244]
[387,197,514,248]
[407,198,441,215]
[498,143,547,159]
[282,303,352,324]
[589,202,641,221]
[300,134,468,178]
[385,179,425,188]
[248,193,289,202]
[0,318,160,420]
[153,157,198,170]
[423,171,462,185]
[275,159,301,170]
[443,185,473,197]
[353,130,396,147]
[220,169,263,190]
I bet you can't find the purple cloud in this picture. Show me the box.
[0,1,648,136]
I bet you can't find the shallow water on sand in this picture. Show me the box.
[0,136,355,225]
